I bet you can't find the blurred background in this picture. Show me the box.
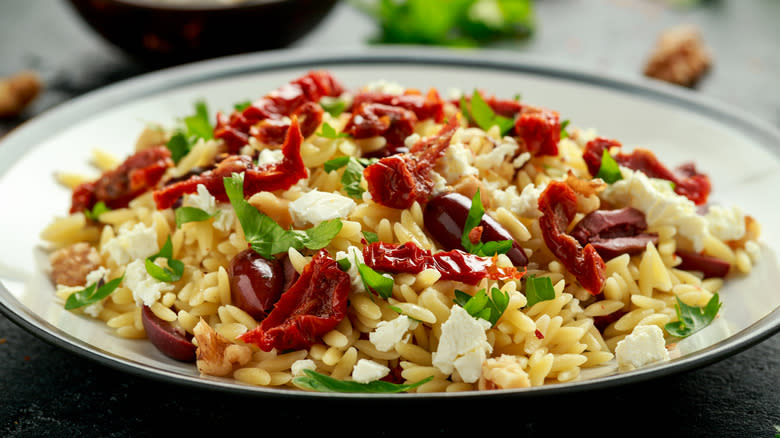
[0,1,778,437]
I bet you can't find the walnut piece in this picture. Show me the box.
[478,355,531,390]
[643,25,712,87]
[49,242,102,287]
[193,318,252,377]
[0,70,41,118]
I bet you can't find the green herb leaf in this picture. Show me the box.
[184,100,213,140]
[336,257,352,271]
[460,189,513,257]
[453,287,510,326]
[665,293,721,338]
[224,173,342,259]
[323,156,351,173]
[83,201,111,222]
[175,206,216,228]
[464,90,515,135]
[234,100,252,111]
[362,230,379,244]
[318,122,350,139]
[357,263,394,299]
[596,149,623,184]
[319,96,349,117]
[145,236,184,283]
[165,132,191,165]
[293,369,432,393]
[560,119,570,139]
[525,274,555,308]
[64,275,124,310]
[323,156,378,199]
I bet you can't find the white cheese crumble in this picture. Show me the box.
[492,182,546,219]
[600,168,710,252]
[432,305,493,383]
[473,138,519,172]
[615,324,670,371]
[362,79,405,95]
[704,204,745,242]
[291,359,317,377]
[440,142,478,183]
[288,189,356,227]
[183,184,235,232]
[123,259,174,307]
[334,246,367,294]
[256,148,284,166]
[101,222,159,266]
[369,315,416,352]
[352,359,390,384]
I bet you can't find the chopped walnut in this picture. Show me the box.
[643,25,712,87]
[478,355,531,390]
[49,242,102,287]
[193,318,252,377]
[0,70,41,118]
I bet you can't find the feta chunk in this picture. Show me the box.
[369,315,416,352]
[289,189,356,227]
[362,79,405,95]
[432,305,493,383]
[704,205,745,242]
[123,259,174,307]
[101,222,159,266]
[291,359,317,377]
[492,183,546,219]
[334,246,366,293]
[352,359,390,383]
[440,141,478,183]
[615,324,670,371]
[256,148,284,165]
[473,139,519,171]
[183,184,235,232]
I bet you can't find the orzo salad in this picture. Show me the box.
[40,70,761,393]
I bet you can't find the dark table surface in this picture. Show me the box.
[1,1,778,437]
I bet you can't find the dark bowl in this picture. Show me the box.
[66,0,339,65]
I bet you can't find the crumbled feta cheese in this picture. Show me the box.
[492,183,546,219]
[600,168,709,252]
[334,246,366,293]
[85,266,109,286]
[369,315,416,352]
[289,189,356,227]
[291,359,317,377]
[615,324,670,371]
[101,222,159,266]
[183,184,235,232]
[123,259,174,307]
[352,359,390,383]
[362,79,405,95]
[704,205,745,242]
[432,305,493,383]
[256,148,284,166]
[440,142,478,182]
[429,170,448,196]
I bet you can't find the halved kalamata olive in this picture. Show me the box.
[423,191,528,266]
[570,207,659,260]
[141,305,196,362]
[228,249,285,321]
[675,250,731,278]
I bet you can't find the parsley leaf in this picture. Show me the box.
[319,96,349,117]
[560,119,570,139]
[83,201,111,222]
[223,173,342,259]
[453,287,510,327]
[665,293,721,338]
[145,236,184,283]
[323,156,378,199]
[293,369,432,393]
[525,274,555,308]
[64,275,124,310]
[233,100,252,111]
[461,189,513,257]
[165,100,215,164]
[175,206,216,228]
[357,262,394,299]
[317,122,350,139]
[596,149,623,184]
[460,90,515,135]
[362,230,379,244]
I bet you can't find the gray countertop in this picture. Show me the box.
[1,1,778,436]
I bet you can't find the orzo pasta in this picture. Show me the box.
[41,71,761,393]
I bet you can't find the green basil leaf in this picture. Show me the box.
[362,231,379,244]
[64,275,124,310]
[560,119,570,139]
[453,287,510,326]
[357,263,394,299]
[318,122,349,139]
[303,219,344,250]
[165,132,191,164]
[84,201,111,222]
[184,100,213,140]
[461,189,513,257]
[324,156,351,173]
[665,293,721,338]
[293,369,432,393]
[468,90,514,135]
[175,206,216,228]
[525,275,555,308]
[233,100,252,111]
[596,149,623,184]
[145,236,184,283]
[319,96,348,117]
[323,156,375,199]
[336,257,352,271]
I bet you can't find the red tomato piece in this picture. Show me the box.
[238,249,350,352]
[351,88,445,123]
[538,181,606,295]
[70,146,173,213]
[345,102,417,156]
[515,106,561,157]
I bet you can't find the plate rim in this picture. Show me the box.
[1,45,779,399]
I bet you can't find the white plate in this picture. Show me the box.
[1,47,778,399]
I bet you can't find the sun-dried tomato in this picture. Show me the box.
[351,88,445,123]
[362,240,524,285]
[538,181,606,295]
[247,101,324,147]
[238,249,350,352]
[363,117,458,209]
[515,106,561,157]
[582,137,712,205]
[346,102,417,157]
[153,116,308,210]
[214,70,344,153]
[70,146,173,213]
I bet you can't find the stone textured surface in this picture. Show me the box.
[1,1,778,436]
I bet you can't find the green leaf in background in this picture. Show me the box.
[293,369,432,393]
